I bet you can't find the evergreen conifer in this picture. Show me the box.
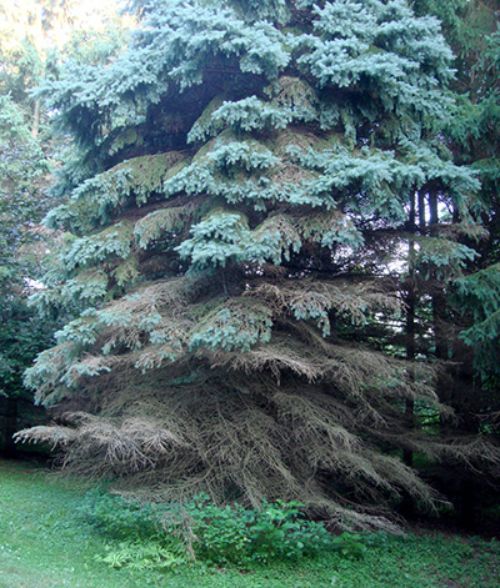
[19,0,497,528]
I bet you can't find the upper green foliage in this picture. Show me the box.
[46,152,186,233]
[27,0,480,417]
[39,0,455,168]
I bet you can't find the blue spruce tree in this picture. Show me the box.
[18,0,498,528]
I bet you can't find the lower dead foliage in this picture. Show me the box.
[15,355,499,531]
[17,276,500,531]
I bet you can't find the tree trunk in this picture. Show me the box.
[3,397,18,457]
[404,192,417,468]
[429,192,449,405]
[31,99,41,138]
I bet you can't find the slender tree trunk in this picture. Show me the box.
[404,192,417,468]
[429,192,449,405]
[418,192,426,230]
[4,397,18,457]
[449,204,480,434]
[30,4,44,139]
[31,99,41,138]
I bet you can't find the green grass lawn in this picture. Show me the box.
[0,459,498,588]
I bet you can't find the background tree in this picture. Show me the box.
[413,0,499,402]
[0,0,129,454]
[18,0,498,529]
[409,0,499,527]
[0,93,51,455]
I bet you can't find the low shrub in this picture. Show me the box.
[330,532,369,560]
[182,495,332,565]
[80,489,369,571]
[79,488,162,540]
[79,489,186,570]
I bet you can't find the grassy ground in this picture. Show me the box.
[0,459,498,588]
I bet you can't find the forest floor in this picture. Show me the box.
[0,459,498,588]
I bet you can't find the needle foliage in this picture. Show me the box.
[17,0,499,528]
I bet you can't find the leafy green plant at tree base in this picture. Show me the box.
[183,496,332,566]
[330,533,371,561]
[79,488,163,540]
[80,490,355,570]
[79,489,187,571]
[96,540,186,571]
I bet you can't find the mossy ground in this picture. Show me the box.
[0,459,498,588]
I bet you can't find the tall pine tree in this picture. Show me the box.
[18,0,497,528]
